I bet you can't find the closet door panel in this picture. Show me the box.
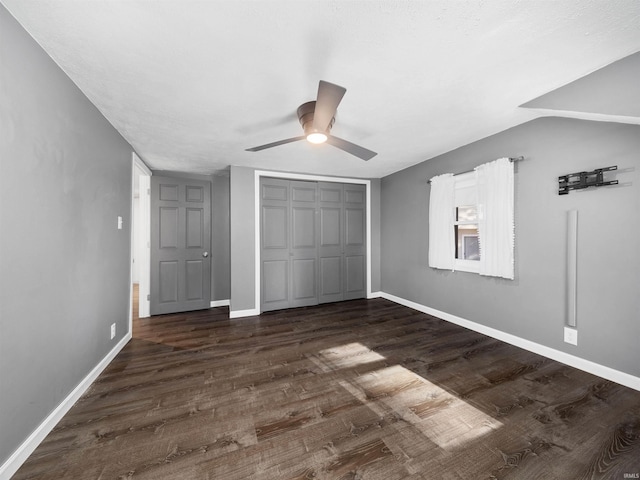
[318,182,344,304]
[345,255,365,294]
[263,206,288,249]
[261,178,291,312]
[292,258,317,301]
[263,260,288,304]
[345,208,365,246]
[289,181,318,308]
[343,184,366,300]
[260,178,366,311]
[320,256,342,297]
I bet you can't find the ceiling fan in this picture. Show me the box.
[245,80,377,161]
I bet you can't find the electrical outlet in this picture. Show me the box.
[110,323,116,340]
[564,327,577,346]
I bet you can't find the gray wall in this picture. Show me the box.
[0,5,133,466]
[229,166,258,312]
[212,172,231,301]
[369,178,382,294]
[230,166,381,314]
[381,116,640,377]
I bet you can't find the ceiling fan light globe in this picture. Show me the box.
[306,132,328,144]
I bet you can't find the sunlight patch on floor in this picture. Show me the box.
[315,342,387,369]
[316,343,502,452]
[357,364,502,451]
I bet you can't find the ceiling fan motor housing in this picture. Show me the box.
[246,80,376,160]
[297,101,334,136]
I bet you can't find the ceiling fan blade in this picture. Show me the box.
[313,80,346,133]
[245,136,306,152]
[326,135,377,161]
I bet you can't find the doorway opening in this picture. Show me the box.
[131,153,151,333]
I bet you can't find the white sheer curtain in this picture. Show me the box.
[475,157,514,279]
[428,173,455,270]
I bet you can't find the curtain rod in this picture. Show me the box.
[427,156,524,184]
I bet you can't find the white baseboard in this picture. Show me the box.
[229,308,260,319]
[229,292,384,318]
[210,299,230,308]
[380,292,640,392]
[0,332,132,480]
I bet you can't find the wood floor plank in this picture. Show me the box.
[12,292,640,479]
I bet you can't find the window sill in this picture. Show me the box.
[454,259,480,274]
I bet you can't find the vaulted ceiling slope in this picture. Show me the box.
[3,1,640,178]
[521,50,640,121]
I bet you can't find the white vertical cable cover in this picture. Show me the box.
[567,210,578,327]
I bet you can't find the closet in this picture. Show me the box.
[260,177,366,312]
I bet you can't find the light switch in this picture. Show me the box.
[117,216,123,230]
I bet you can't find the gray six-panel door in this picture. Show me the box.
[150,176,211,315]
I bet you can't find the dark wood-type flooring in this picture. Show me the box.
[13,289,640,479]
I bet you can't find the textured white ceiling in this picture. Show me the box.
[3,1,640,178]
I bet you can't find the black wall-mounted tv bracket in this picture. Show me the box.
[558,166,618,195]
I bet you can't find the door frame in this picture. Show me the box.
[131,153,151,325]
[254,170,372,314]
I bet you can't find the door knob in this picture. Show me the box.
[202,251,209,258]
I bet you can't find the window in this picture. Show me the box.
[428,158,514,279]
[455,206,479,260]
[453,172,480,273]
